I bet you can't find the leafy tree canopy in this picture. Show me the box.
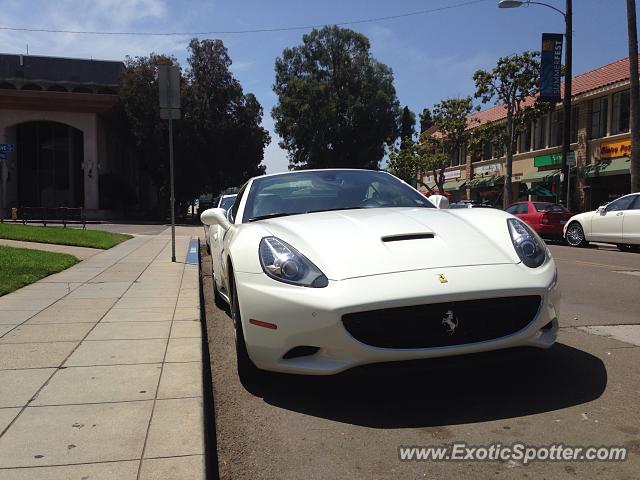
[272,26,401,170]
[473,51,550,206]
[120,39,269,209]
[419,107,434,133]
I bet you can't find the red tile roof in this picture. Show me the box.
[465,55,639,130]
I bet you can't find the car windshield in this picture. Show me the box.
[219,195,237,211]
[243,170,434,222]
[534,202,568,212]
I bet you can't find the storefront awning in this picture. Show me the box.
[525,185,555,197]
[520,169,561,184]
[467,175,503,188]
[443,179,467,191]
[584,157,631,178]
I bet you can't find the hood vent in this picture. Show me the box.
[381,233,434,242]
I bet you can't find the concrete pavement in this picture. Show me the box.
[0,226,205,479]
[0,238,102,260]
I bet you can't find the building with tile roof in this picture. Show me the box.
[422,55,638,211]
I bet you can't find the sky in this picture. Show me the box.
[0,0,636,173]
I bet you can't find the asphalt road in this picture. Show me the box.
[202,242,640,480]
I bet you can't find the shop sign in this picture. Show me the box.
[600,139,631,159]
[423,169,460,183]
[444,169,461,180]
[474,163,501,175]
[534,151,575,167]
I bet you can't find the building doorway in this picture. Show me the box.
[16,121,84,208]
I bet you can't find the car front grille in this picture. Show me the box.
[342,296,541,349]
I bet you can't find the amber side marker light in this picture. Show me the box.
[249,319,278,330]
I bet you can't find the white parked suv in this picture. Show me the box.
[564,192,640,252]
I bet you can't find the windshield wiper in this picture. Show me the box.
[248,212,299,222]
[305,207,367,214]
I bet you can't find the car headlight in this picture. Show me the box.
[259,237,328,287]
[507,218,547,268]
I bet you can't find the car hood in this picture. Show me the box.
[257,208,516,280]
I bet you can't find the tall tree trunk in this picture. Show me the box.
[628,0,640,192]
[503,117,515,208]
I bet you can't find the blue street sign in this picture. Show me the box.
[0,144,15,153]
[540,33,563,103]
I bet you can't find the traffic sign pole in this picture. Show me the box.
[169,117,176,263]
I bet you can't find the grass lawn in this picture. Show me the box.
[0,224,131,249]
[0,246,78,296]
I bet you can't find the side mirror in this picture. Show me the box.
[200,208,231,230]
[428,194,449,209]
[597,205,606,215]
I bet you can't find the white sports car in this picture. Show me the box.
[564,192,640,252]
[201,169,560,380]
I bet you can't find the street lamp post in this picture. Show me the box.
[499,0,572,210]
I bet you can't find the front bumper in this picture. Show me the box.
[235,261,560,375]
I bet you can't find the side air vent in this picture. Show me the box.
[381,233,435,242]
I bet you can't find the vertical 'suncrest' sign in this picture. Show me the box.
[540,33,563,103]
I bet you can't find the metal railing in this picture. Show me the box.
[11,206,86,229]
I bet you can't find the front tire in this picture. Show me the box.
[229,271,262,385]
[565,222,588,247]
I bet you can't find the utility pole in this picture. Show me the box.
[628,0,640,193]
[560,0,572,209]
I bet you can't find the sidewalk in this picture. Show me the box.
[0,227,205,479]
[0,238,102,260]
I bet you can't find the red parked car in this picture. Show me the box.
[505,201,573,239]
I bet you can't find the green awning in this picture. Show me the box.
[443,179,467,191]
[526,185,555,197]
[584,157,631,178]
[467,175,503,188]
[520,169,561,183]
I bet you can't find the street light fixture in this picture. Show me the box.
[498,0,573,210]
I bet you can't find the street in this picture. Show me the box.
[202,243,640,479]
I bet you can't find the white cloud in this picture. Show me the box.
[0,0,186,61]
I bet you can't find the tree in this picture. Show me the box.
[627,0,640,193]
[182,39,269,197]
[473,51,549,207]
[272,26,401,170]
[399,106,416,145]
[416,134,449,194]
[120,39,270,215]
[388,106,418,184]
[419,107,434,133]
[120,53,178,212]
[421,97,476,193]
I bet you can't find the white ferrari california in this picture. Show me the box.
[201,169,560,380]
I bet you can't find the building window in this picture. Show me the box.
[534,116,547,150]
[482,141,493,161]
[518,123,532,153]
[591,96,608,138]
[571,106,579,143]
[612,90,630,134]
[549,111,563,148]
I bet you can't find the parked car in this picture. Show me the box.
[201,169,559,382]
[449,201,494,209]
[204,194,237,253]
[564,192,640,252]
[505,201,573,239]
